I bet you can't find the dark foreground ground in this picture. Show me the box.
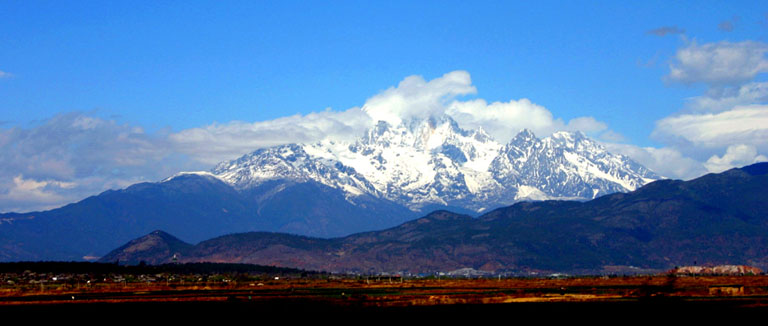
[3,274,768,321]
[3,299,768,322]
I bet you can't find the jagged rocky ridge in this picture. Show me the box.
[210,116,659,212]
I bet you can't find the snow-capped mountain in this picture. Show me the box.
[211,115,660,212]
[0,115,663,261]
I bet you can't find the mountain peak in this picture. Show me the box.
[403,114,462,133]
[162,171,222,183]
[99,230,192,265]
[545,131,593,151]
[519,128,536,136]
[550,130,587,141]
[149,230,175,238]
[511,128,537,142]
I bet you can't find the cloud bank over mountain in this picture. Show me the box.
[0,72,614,212]
[2,48,768,212]
[168,71,618,165]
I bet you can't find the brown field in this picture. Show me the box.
[3,274,768,309]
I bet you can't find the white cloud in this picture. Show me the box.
[173,71,611,154]
[170,71,479,165]
[446,98,610,142]
[0,112,200,213]
[653,105,768,149]
[360,70,572,142]
[598,130,626,142]
[0,175,80,212]
[646,38,768,179]
[0,175,75,207]
[362,70,476,126]
[446,98,565,142]
[603,143,707,180]
[565,117,608,134]
[0,70,11,78]
[666,40,768,86]
[170,107,373,165]
[686,82,768,113]
[704,144,768,173]
[0,112,165,180]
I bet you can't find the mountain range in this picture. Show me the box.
[211,116,658,211]
[1,115,658,261]
[101,162,768,275]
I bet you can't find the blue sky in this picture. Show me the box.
[2,1,768,212]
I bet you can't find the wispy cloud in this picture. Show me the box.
[171,71,613,163]
[718,16,739,32]
[0,70,12,78]
[642,37,768,177]
[362,71,477,126]
[704,144,767,173]
[665,40,768,86]
[0,112,204,212]
[718,21,734,32]
[603,143,707,180]
[685,81,768,113]
[647,26,685,37]
[169,108,373,165]
[653,105,768,149]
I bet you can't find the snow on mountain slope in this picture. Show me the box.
[491,130,659,202]
[209,115,660,211]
